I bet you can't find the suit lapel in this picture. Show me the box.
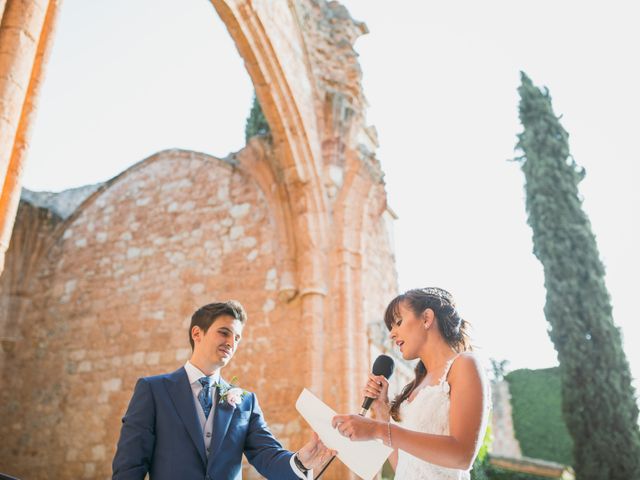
[165,367,207,467]
[208,377,236,463]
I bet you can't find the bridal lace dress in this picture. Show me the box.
[393,356,472,480]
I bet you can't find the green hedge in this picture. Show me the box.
[505,367,573,465]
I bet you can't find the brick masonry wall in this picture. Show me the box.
[0,201,61,385]
[0,149,320,479]
[362,206,398,340]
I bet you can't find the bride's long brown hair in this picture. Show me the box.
[384,288,472,421]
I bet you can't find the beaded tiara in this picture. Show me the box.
[419,287,455,305]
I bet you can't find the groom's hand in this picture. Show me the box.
[296,432,336,470]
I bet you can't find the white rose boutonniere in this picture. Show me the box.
[215,376,247,407]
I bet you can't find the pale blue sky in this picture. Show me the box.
[24,0,639,387]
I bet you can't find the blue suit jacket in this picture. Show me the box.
[112,367,300,480]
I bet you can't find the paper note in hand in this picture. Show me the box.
[295,388,393,480]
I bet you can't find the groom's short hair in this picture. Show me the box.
[189,300,247,350]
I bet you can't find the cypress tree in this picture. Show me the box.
[244,92,270,143]
[515,71,640,479]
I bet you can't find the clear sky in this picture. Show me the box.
[24,0,639,388]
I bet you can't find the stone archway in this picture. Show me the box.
[1,0,331,295]
[0,1,398,478]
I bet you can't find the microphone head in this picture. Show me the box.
[372,354,395,379]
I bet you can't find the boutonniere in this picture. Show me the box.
[215,376,247,407]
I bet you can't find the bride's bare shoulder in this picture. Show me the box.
[449,352,486,383]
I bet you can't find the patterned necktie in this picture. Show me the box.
[198,377,213,418]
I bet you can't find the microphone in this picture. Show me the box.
[314,354,395,479]
[359,354,395,416]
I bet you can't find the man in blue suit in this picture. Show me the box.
[112,301,333,479]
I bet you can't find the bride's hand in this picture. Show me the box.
[363,374,390,420]
[332,414,384,442]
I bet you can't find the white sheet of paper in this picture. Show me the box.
[295,388,393,480]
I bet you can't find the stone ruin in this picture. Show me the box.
[0,1,398,478]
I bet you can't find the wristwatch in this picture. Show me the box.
[294,453,309,474]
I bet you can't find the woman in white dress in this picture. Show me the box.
[332,287,489,479]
